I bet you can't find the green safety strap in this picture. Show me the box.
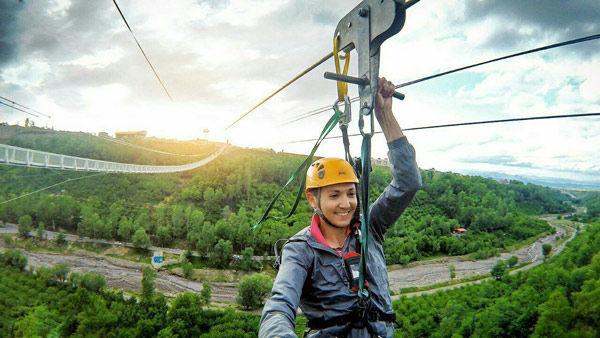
[358,133,372,299]
[253,108,344,230]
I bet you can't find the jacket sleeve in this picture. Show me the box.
[259,241,311,338]
[369,136,422,242]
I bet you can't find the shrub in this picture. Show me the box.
[490,260,507,281]
[237,274,273,310]
[0,249,28,270]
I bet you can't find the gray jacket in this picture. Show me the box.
[259,136,422,338]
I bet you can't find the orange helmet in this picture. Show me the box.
[305,158,358,191]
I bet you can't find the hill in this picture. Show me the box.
[0,125,577,264]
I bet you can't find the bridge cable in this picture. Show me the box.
[0,173,105,206]
[112,0,173,102]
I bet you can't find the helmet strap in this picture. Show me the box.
[351,183,361,228]
[315,189,335,227]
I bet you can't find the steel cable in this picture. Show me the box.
[112,0,173,102]
[279,112,600,144]
[280,33,600,126]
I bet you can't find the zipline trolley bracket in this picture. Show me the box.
[325,0,412,131]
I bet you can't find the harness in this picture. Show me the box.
[307,311,397,331]
[274,223,400,333]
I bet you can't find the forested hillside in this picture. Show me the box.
[571,190,600,222]
[392,221,600,337]
[1,126,574,264]
[2,221,597,337]
[0,249,259,337]
[0,125,219,165]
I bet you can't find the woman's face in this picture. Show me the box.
[308,182,357,228]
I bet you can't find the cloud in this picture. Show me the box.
[463,0,600,55]
[458,155,518,165]
[0,1,25,67]
[1,0,598,185]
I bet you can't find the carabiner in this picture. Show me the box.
[334,95,352,127]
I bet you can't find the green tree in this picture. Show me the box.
[573,279,600,329]
[73,272,107,292]
[18,214,33,238]
[200,282,212,308]
[0,249,28,270]
[75,294,118,335]
[239,247,259,271]
[53,262,70,282]
[134,212,152,233]
[237,274,273,310]
[209,239,233,268]
[542,244,552,261]
[197,221,217,255]
[170,205,186,239]
[167,292,203,337]
[490,260,507,281]
[156,225,171,247]
[449,265,456,279]
[55,232,67,246]
[78,207,103,238]
[188,209,205,238]
[108,200,126,232]
[506,255,519,268]
[132,227,151,249]
[181,257,193,278]
[532,288,574,338]
[13,305,61,338]
[1,234,14,247]
[117,216,134,242]
[36,222,44,240]
[141,267,156,301]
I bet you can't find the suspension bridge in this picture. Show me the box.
[0,143,225,174]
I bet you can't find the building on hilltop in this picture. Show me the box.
[115,131,147,139]
[98,132,110,138]
[372,158,391,167]
[452,228,467,237]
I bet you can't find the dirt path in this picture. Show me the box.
[0,243,237,303]
[391,219,581,299]
[387,217,569,293]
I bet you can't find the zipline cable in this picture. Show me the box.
[225,0,423,131]
[0,96,51,118]
[279,112,600,144]
[112,0,173,102]
[0,173,105,206]
[280,33,600,126]
[394,33,600,89]
[224,52,334,130]
[0,101,40,118]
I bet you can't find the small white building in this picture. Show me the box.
[151,251,164,269]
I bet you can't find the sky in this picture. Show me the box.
[0,0,599,185]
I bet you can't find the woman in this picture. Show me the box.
[259,78,422,338]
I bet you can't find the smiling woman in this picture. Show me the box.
[259,78,423,338]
